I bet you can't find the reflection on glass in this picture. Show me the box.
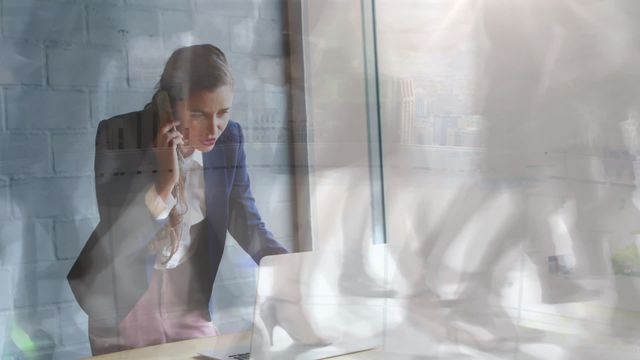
[371,0,640,357]
[4,1,640,359]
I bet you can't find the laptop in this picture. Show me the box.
[199,252,379,359]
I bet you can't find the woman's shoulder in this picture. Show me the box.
[219,120,243,144]
[96,110,153,150]
[98,110,143,129]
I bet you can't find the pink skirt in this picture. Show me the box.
[88,260,219,355]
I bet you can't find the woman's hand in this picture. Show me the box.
[152,113,183,202]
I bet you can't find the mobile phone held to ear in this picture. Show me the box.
[156,91,172,127]
[156,91,189,145]
[156,91,183,162]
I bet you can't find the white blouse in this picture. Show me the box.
[144,151,206,269]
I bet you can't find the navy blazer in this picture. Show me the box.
[67,107,288,328]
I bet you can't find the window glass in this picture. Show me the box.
[374,0,640,357]
[0,0,296,357]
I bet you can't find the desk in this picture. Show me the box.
[85,332,377,360]
[85,332,249,360]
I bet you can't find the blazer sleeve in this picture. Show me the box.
[68,115,167,320]
[227,123,289,263]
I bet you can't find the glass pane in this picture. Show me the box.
[375,0,640,357]
[0,0,299,358]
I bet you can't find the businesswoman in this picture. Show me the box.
[67,44,293,355]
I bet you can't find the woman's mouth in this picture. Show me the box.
[201,139,216,146]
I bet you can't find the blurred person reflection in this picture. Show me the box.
[404,0,640,351]
[370,4,477,355]
[65,44,329,355]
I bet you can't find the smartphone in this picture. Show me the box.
[156,91,173,129]
[156,91,189,146]
[156,91,183,164]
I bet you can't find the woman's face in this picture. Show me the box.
[175,85,234,153]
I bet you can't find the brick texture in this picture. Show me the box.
[54,217,98,260]
[0,133,52,176]
[0,41,43,85]
[47,46,128,88]
[91,89,152,124]
[127,38,170,88]
[2,0,85,43]
[6,88,90,130]
[190,13,231,54]
[196,0,255,16]
[11,177,96,219]
[230,17,285,56]
[88,5,161,45]
[160,10,193,40]
[52,132,95,175]
[0,220,55,265]
[13,261,76,307]
[258,0,285,21]
[128,0,194,10]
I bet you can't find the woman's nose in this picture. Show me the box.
[210,116,223,137]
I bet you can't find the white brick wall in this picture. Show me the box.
[47,46,128,87]
[54,217,99,261]
[160,9,194,40]
[230,17,285,56]
[0,220,55,265]
[88,5,161,45]
[13,261,76,307]
[6,88,90,130]
[259,0,285,21]
[52,132,95,174]
[0,133,52,175]
[128,0,194,10]
[127,37,170,88]
[0,269,14,311]
[190,13,231,52]
[0,41,44,85]
[98,0,125,5]
[11,177,96,219]
[90,89,152,124]
[196,0,255,17]
[0,0,294,357]
[2,0,86,43]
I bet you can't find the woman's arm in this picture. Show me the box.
[227,122,289,262]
